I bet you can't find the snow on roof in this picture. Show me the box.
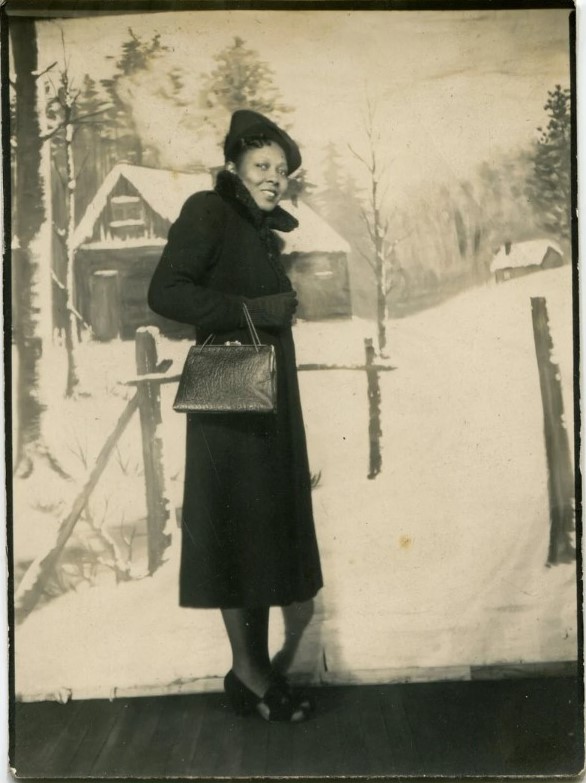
[277,200,350,255]
[74,165,348,256]
[490,239,563,273]
[79,238,167,251]
[73,164,213,249]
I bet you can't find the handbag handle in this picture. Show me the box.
[242,302,261,352]
[197,302,261,353]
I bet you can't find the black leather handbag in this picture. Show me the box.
[173,303,277,414]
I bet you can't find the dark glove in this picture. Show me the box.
[244,291,298,328]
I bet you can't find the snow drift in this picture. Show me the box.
[14,265,577,700]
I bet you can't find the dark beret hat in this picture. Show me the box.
[224,109,302,174]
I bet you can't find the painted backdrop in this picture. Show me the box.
[10,7,578,700]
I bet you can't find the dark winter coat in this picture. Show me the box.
[148,170,323,608]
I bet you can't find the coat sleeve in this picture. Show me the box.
[147,191,245,332]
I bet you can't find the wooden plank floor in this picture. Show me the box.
[12,676,584,779]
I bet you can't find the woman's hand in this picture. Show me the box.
[245,291,298,328]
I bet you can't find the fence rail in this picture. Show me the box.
[125,333,395,484]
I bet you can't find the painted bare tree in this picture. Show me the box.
[10,18,66,478]
[349,97,395,358]
[44,32,110,396]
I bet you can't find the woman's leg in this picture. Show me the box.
[221,607,272,697]
[272,599,315,674]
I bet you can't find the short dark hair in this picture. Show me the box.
[226,134,285,170]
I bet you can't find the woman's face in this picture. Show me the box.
[232,142,289,212]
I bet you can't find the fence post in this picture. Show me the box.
[135,327,172,573]
[365,337,382,479]
[530,297,575,564]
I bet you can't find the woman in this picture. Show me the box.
[148,110,323,722]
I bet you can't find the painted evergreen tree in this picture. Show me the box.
[198,37,316,197]
[527,85,572,241]
[100,29,170,166]
[284,168,317,205]
[314,144,373,316]
[317,143,352,224]
[477,148,539,252]
[451,180,487,281]
[202,36,292,123]
[72,75,114,216]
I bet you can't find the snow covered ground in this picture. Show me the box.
[14,266,578,700]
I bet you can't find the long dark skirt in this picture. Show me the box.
[179,331,323,608]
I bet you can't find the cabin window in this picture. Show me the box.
[311,255,335,280]
[109,195,145,238]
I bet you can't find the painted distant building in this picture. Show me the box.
[490,239,564,284]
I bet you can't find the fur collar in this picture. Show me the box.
[215,170,298,233]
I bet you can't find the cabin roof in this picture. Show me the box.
[277,200,350,255]
[73,163,213,248]
[490,239,563,272]
[74,164,349,257]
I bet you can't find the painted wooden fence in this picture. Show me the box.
[14,328,394,620]
[530,297,576,564]
[16,294,575,622]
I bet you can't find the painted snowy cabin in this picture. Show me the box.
[73,164,213,339]
[490,239,564,284]
[74,164,352,339]
[277,199,352,320]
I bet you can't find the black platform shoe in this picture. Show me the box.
[224,670,309,722]
[270,671,316,714]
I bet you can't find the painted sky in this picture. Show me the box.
[36,9,571,198]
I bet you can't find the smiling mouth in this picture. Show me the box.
[261,189,278,198]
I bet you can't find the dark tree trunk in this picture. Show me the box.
[376,274,388,356]
[11,18,66,478]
